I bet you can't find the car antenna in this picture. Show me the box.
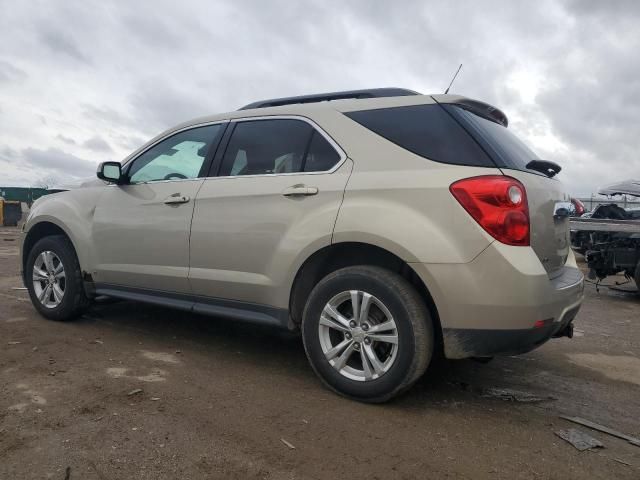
[444,63,463,94]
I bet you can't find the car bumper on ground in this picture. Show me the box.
[410,242,585,359]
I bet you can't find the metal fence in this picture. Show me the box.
[576,195,640,212]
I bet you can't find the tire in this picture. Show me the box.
[301,266,433,403]
[25,235,90,321]
[635,261,640,295]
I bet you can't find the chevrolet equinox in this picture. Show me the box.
[21,88,584,402]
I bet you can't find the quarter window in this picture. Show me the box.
[219,119,341,176]
[303,131,341,172]
[345,104,493,167]
[128,124,223,183]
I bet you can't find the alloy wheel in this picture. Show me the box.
[32,251,66,309]
[318,290,399,381]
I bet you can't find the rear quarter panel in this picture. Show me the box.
[311,108,499,264]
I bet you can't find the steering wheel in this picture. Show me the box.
[163,172,188,180]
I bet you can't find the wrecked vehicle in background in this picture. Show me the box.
[570,180,640,291]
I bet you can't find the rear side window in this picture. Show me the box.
[219,119,341,176]
[447,105,542,174]
[345,104,494,167]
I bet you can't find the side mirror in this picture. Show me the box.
[97,162,123,184]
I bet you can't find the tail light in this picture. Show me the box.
[450,175,530,246]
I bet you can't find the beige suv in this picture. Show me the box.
[21,88,584,402]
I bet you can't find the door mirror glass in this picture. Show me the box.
[97,162,122,183]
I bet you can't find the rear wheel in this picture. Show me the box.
[635,261,640,295]
[26,235,90,321]
[302,266,433,402]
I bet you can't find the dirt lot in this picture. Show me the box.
[1,225,639,479]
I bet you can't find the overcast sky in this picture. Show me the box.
[1,0,639,195]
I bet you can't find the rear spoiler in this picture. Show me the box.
[432,95,509,127]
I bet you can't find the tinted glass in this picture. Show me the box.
[303,131,341,172]
[220,119,313,176]
[452,106,541,173]
[345,104,493,167]
[128,124,222,183]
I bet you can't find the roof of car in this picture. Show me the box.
[121,90,509,165]
[238,88,420,110]
[148,90,507,151]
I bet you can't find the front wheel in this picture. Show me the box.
[25,235,90,321]
[302,266,434,402]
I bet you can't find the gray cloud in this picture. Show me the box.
[56,134,76,145]
[21,148,97,177]
[82,135,113,152]
[38,27,89,63]
[0,60,27,83]
[0,0,638,193]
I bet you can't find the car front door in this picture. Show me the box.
[189,117,352,312]
[90,122,226,294]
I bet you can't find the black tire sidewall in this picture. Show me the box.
[302,268,427,401]
[26,236,84,321]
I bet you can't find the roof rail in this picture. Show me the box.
[238,88,420,110]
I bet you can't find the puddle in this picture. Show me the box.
[8,403,28,413]
[106,366,167,382]
[136,369,167,382]
[140,350,181,364]
[13,383,47,406]
[5,317,27,323]
[106,367,129,378]
[567,353,640,386]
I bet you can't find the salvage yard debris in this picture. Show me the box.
[555,428,604,451]
[127,388,143,396]
[560,416,640,447]
[481,387,554,403]
[281,438,296,450]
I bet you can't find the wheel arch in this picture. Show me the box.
[289,241,443,348]
[22,220,79,283]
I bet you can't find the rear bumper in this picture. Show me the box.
[441,300,581,357]
[410,242,584,359]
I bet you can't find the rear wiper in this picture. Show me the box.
[525,159,562,178]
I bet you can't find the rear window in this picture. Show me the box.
[345,104,494,167]
[446,105,542,174]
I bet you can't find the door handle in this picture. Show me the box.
[164,194,191,205]
[282,185,319,197]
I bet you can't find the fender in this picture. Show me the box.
[22,186,105,275]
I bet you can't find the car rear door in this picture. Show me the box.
[189,117,352,310]
[90,123,226,293]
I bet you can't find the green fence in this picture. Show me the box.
[0,187,63,206]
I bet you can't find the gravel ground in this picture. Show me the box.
[1,225,639,479]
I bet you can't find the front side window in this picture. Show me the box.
[128,124,222,183]
[219,119,341,176]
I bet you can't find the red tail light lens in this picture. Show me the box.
[571,198,585,217]
[450,175,530,246]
